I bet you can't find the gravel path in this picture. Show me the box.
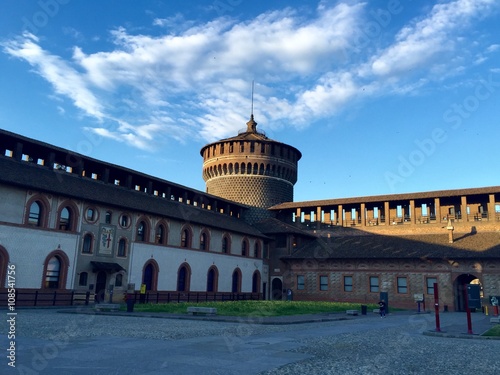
[4,309,500,374]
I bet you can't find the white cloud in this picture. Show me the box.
[368,0,495,78]
[2,33,105,120]
[2,1,498,150]
[486,44,500,53]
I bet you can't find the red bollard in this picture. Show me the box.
[434,283,441,332]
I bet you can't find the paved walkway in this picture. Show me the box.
[70,307,498,337]
[1,308,498,374]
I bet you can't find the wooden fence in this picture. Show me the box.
[0,289,261,307]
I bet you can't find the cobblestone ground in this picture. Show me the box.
[5,309,500,375]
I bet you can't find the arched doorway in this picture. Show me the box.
[252,271,261,293]
[177,263,191,292]
[142,260,159,291]
[454,274,481,312]
[271,277,283,300]
[207,267,218,292]
[95,271,107,303]
[231,268,241,293]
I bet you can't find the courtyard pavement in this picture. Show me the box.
[1,307,499,374]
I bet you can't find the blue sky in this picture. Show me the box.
[1,0,499,202]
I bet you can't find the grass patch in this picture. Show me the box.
[482,324,500,337]
[125,301,380,316]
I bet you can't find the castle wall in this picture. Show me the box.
[207,176,293,208]
[284,258,500,311]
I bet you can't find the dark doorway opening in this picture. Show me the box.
[271,278,283,300]
[95,271,107,303]
[454,274,481,311]
[143,263,154,291]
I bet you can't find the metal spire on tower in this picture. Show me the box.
[246,80,257,133]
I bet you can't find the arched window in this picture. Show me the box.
[200,232,207,250]
[135,220,149,242]
[45,257,60,288]
[177,263,191,292]
[155,223,167,245]
[200,229,210,251]
[28,201,42,226]
[42,251,69,289]
[25,195,49,228]
[241,239,248,257]
[207,267,218,292]
[59,207,71,230]
[254,242,261,258]
[222,235,230,254]
[82,233,93,254]
[105,211,112,224]
[79,272,88,286]
[232,268,241,293]
[117,238,127,257]
[180,226,192,248]
[57,202,78,231]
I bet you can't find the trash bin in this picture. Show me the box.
[361,305,367,315]
[126,299,135,312]
[443,305,448,312]
[126,293,135,312]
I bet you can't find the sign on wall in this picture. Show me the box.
[98,225,116,256]
[414,294,424,302]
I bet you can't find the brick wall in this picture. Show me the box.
[207,176,293,208]
[286,258,500,311]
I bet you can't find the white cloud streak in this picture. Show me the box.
[2,0,498,149]
[3,33,105,120]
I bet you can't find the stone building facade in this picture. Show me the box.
[264,188,500,311]
[1,115,500,312]
[0,129,267,303]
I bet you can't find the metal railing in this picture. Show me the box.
[0,289,261,307]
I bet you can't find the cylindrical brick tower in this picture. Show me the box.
[200,115,301,222]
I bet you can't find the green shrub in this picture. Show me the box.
[127,301,380,316]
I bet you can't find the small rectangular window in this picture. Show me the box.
[320,276,328,291]
[427,277,437,295]
[370,276,379,292]
[344,276,353,292]
[297,275,305,290]
[397,277,407,294]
